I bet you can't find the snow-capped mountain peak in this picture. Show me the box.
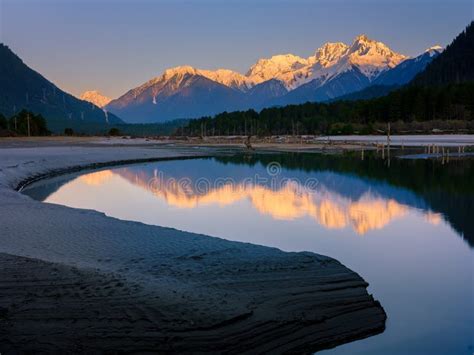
[80,90,112,108]
[163,65,197,77]
[309,42,349,67]
[244,35,407,89]
[350,34,406,63]
[373,44,443,86]
[198,68,254,91]
[344,34,407,79]
[106,34,423,123]
[151,65,253,91]
[246,54,308,85]
[120,35,408,99]
[425,45,444,56]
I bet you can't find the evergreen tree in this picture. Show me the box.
[8,110,49,136]
[0,113,7,129]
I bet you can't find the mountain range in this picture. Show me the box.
[183,21,474,138]
[100,35,442,123]
[330,46,444,101]
[0,44,122,131]
[0,34,443,128]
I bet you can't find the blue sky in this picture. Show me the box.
[1,0,472,98]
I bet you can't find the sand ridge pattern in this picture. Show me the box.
[0,252,385,353]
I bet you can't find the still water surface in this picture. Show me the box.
[24,153,474,354]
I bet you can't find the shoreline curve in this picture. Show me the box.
[0,142,386,353]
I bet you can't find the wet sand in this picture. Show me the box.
[0,138,386,353]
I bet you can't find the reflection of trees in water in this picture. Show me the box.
[215,153,474,247]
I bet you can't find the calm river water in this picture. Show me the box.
[23,152,474,354]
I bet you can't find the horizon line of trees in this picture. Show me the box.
[181,83,474,136]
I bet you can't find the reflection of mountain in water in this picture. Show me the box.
[23,153,473,246]
[75,162,438,236]
[216,154,474,246]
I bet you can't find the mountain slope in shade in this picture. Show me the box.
[277,65,371,104]
[333,46,443,102]
[0,44,123,130]
[106,69,245,123]
[413,21,474,85]
[244,79,288,109]
[374,46,443,86]
[329,84,400,102]
[80,90,112,108]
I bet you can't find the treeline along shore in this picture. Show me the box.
[181,83,474,136]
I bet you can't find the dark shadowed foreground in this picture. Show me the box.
[0,140,385,353]
[0,252,385,353]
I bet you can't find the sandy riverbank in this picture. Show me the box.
[0,138,386,353]
[1,134,472,152]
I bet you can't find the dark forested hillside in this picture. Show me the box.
[413,21,474,85]
[0,44,123,132]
